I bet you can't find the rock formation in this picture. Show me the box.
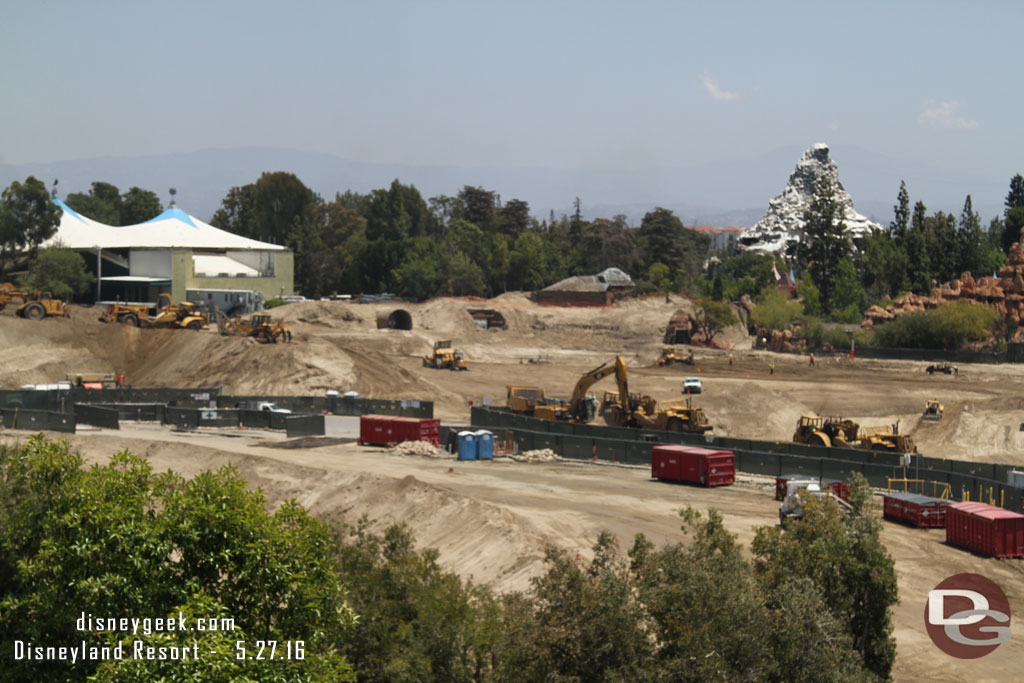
[740,143,883,255]
[861,228,1024,336]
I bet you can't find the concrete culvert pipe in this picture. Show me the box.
[376,309,413,330]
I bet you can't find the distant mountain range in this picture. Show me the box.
[0,145,1008,228]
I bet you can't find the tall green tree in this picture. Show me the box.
[638,207,709,282]
[1,176,61,280]
[800,176,850,313]
[497,198,531,239]
[456,186,496,231]
[119,186,163,224]
[1004,206,1024,255]
[1005,173,1024,214]
[925,211,958,283]
[956,195,985,276]
[905,200,932,292]
[891,180,910,243]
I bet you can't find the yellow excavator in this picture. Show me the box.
[595,356,713,432]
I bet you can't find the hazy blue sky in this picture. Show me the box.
[3,1,1020,184]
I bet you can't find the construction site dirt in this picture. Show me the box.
[3,294,1024,681]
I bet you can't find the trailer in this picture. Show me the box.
[882,492,950,528]
[945,502,1024,558]
[651,445,734,487]
[359,414,441,447]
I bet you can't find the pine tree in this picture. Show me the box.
[957,195,984,276]
[891,180,909,243]
[800,176,849,313]
[1005,174,1024,214]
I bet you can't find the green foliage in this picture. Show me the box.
[858,228,906,300]
[1,176,61,280]
[638,207,709,283]
[263,297,286,309]
[1004,206,1024,255]
[751,285,803,332]
[753,494,897,678]
[829,258,865,322]
[335,520,499,682]
[695,298,737,343]
[64,182,162,226]
[1005,173,1024,214]
[872,301,998,349]
[797,274,821,316]
[647,261,674,292]
[800,176,850,313]
[21,246,95,299]
[0,436,355,682]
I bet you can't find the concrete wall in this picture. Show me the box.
[129,249,172,277]
[170,249,294,302]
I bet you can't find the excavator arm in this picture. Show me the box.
[567,357,624,421]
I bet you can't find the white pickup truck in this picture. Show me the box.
[236,400,291,414]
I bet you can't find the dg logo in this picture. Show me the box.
[925,573,1011,658]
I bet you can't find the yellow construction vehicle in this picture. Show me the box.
[793,415,917,453]
[597,356,713,433]
[100,294,208,330]
[0,282,27,310]
[922,400,943,421]
[16,291,70,320]
[423,340,468,370]
[656,346,694,366]
[506,385,571,420]
[216,310,292,343]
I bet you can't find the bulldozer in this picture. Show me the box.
[597,356,713,433]
[16,291,70,320]
[922,400,943,421]
[216,310,292,343]
[655,346,695,366]
[100,293,208,330]
[423,340,468,370]
[793,415,917,453]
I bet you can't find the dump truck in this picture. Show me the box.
[793,415,917,453]
[16,291,70,320]
[656,346,695,367]
[216,311,292,343]
[597,356,713,433]
[922,400,943,421]
[423,340,468,370]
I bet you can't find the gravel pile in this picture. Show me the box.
[511,448,560,463]
[386,440,452,459]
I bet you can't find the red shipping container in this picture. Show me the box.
[651,445,734,487]
[883,492,949,528]
[359,414,441,447]
[945,501,1024,558]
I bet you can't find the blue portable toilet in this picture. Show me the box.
[457,431,477,460]
[475,430,494,460]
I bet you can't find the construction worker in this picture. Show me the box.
[769,362,775,375]
[729,353,734,366]
[809,353,815,367]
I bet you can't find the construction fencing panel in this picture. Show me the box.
[164,407,199,430]
[286,414,325,438]
[101,403,166,422]
[330,397,434,418]
[0,408,76,433]
[74,387,221,407]
[197,409,242,428]
[74,404,120,430]
[239,410,271,429]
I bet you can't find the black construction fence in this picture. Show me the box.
[842,344,1024,365]
[470,407,1024,512]
[218,394,432,418]
[0,408,76,433]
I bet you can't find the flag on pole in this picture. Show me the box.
[772,261,782,282]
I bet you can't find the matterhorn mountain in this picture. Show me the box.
[738,143,883,254]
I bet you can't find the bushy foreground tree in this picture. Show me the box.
[21,246,95,299]
[0,437,355,682]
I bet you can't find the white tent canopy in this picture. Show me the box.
[45,200,286,251]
